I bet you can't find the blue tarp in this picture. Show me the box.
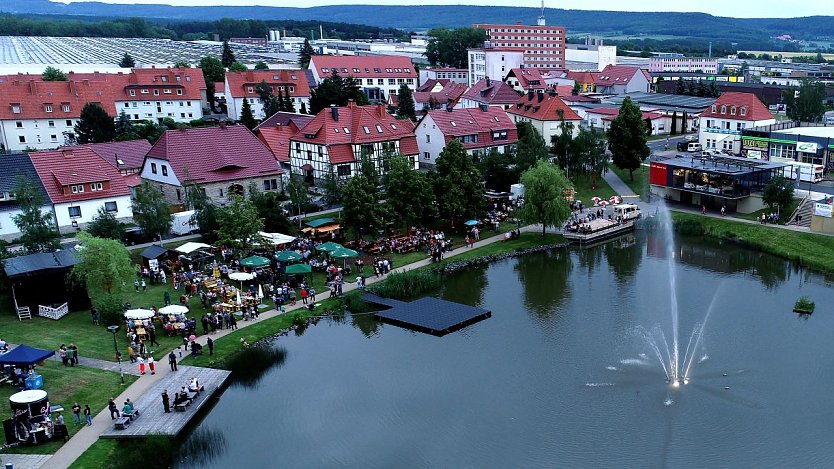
[0,345,55,366]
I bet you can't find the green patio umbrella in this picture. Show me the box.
[330,246,359,268]
[285,263,312,275]
[315,241,343,253]
[239,255,271,268]
[275,250,303,263]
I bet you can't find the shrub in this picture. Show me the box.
[795,296,815,312]
[369,269,442,300]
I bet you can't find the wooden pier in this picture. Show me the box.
[100,365,231,439]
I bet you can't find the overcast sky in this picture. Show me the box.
[58,1,831,19]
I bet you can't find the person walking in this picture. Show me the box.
[162,390,171,413]
[168,350,177,371]
[108,398,119,419]
[84,405,92,426]
[148,325,160,347]
[138,355,146,375]
[141,279,147,292]
[148,354,156,375]
[207,337,214,356]
[59,344,68,366]
[127,344,136,364]
[71,403,81,426]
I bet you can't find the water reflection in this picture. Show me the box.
[442,265,488,306]
[350,310,383,337]
[178,427,227,467]
[603,235,643,283]
[226,346,287,388]
[514,249,572,319]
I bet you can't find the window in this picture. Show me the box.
[150,162,157,174]
[90,182,103,191]
[363,126,371,134]
[124,103,130,108]
[740,107,747,117]
[44,105,53,113]
[104,201,118,213]
[18,136,25,144]
[153,90,160,96]
[388,79,396,85]
[11,104,21,114]
[730,106,736,116]
[720,105,726,114]
[130,90,136,96]
[263,179,278,190]
[161,76,168,82]
[180,102,184,107]
[70,184,84,193]
[68,206,81,218]
[187,101,192,106]
[176,189,181,201]
[711,104,717,113]
[161,165,168,176]
[177,89,183,95]
[141,89,149,94]
[164,89,171,94]
[424,151,430,160]
[376,125,383,133]
[377,79,384,85]
[336,165,351,177]
[62,104,70,112]
[343,127,350,134]
[426,134,431,143]
[186,76,191,82]
[247,87,254,93]
[15,121,22,128]
[50,135,57,142]
[181,113,186,118]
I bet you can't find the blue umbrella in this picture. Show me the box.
[464,220,479,226]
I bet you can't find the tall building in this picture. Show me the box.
[473,18,566,70]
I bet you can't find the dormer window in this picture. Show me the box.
[740,107,747,116]
[70,184,84,194]
[376,125,383,133]
[176,75,181,82]
[44,104,53,113]
[62,103,71,112]
[11,104,21,114]
[363,126,371,134]
[141,89,149,94]
[161,76,168,82]
[341,68,348,73]
[730,106,736,115]
[164,89,171,94]
[353,68,360,73]
[247,87,254,93]
[177,89,183,95]
[185,76,191,82]
[720,105,727,114]
[129,90,136,96]
[386,68,393,73]
[90,182,103,191]
[711,104,717,113]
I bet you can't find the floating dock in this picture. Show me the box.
[364,294,491,336]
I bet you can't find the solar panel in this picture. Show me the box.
[372,296,491,336]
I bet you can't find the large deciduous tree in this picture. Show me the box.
[248,182,292,233]
[198,56,225,112]
[309,70,370,114]
[12,177,59,254]
[184,182,219,243]
[433,139,483,227]
[216,195,264,250]
[86,206,125,240]
[132,180,172,241]
[71,232,134,321]
[762,175,795,214]
[75,103,115,144]
[228,61,247,72]
[784,80,827,122]
[425,27,487,69]
[115,111,139,141]
[518,161,572,236]
[516,121,549,173]
[608,97,650,181]
[41,66,67,81]
[285,172,310,216]
[342,173,381,239]
[386,155,433,229]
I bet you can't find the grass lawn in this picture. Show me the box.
[609,164,649,200]
[69,439,119,469]
[0,361,136,455]
[570,173,617,205]
[672,212,834,272]
[735,198,801,224]
[182,232,564,368]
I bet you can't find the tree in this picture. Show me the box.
[119,52,135,68]
[572,82,581,95]
[137,120,165,144]
[425,27,487,69]
[255,80,275,111]
[518,161,572,236]
[516,121,549,173]
[216,196,264,250]
[299,39,316,69]
[575,126,608,189]
[608,97,650,181]
[173,60,190,68]
[784,80,827,122]
[198,56,225,112]
[12,177,58,254]
[300,102,308,114]
[70,232,134,324]
[479,148,518,192]
[282,88,296,113]
[248,182,292,233]
[433,139,483,227]
[228,61,247,72]
[240,98,258,130]
[321,167,343,207]
[75,103,115,144]
[708,81,721,98]
[670,111,678,136]
[308,70,368,114]
[284,172,310,216]
[762,175,795,214]
[675,79,686,95]
[550,117,577,176]
[696,80,708,97]
[41,66,67,81]
[132,181,172,241]
[114,110,139,141]
[396,83,417,121]
[86,206,125,240]
[221,40,236,67]
[386,155,433,229]
[342,174,380,239]
[254,61,269,70]
[184,182,219,243]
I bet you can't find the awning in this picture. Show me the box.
[304,217,336,228]
[0,345,55,366]
[257,231,296,245]
[175,242,212,254]
[2,250,79,278]
[302,225,340,234]
[140,245,169,260]
[300,164,314,171]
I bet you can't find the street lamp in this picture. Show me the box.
[107,325,125,385]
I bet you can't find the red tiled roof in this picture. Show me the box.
[399,135,420,155]
[214,81,225,93]
[417,79,451,93]
[121,67,206,101]
[594,65,651,86]
[309,56,417,80]
[291,103,419,163]
[462,79,521,106]
[699,92,774,121]
[587,107,665,121]
[421,107,518,150]
[507,93,581,121]
[224,70,312,99]
[66,139,152,172]
[256,125,298,162]
[328,145,355,164]
[255,111,314,131]
[566,70,599,83]
[145,125,282,184]
[413,82,468,107]
[28,147,132,204]
[506,68,548,90]
[560,94,599,103]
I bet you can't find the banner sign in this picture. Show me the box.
[796,142,819,153]
[814,203,833,218]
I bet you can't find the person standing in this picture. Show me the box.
[138,355,146,375]
[141,279,147,292]
[148,354,156,375]
[162,390,171,413]
[59,345,68,366]
[108,398,120,419]
[84,405,92,426]
[72,403,81,426]
[207,337,214,356]
[148,325,160,347]
[168,350,177,371]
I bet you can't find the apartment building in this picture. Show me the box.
[473,21,567,70]
[308,55,417,103]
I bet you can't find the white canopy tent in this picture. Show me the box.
[258,232,296,245]
[175,242,212,254]
[124,309,155,320]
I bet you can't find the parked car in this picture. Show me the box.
[701,149,722,157]
[122,227,151,246]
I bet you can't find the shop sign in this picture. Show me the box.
[814,203,833,218]
[796,142,819,153]
[742,138,769,149]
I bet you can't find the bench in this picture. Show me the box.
[123,409,140,421]
[114,417,131,429]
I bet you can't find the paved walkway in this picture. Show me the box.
[1,453,52,469]
[49,354,141,376]
[45,225,538,468]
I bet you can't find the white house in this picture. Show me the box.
[467,47,524,87]
[308,55,417,103]
[416,107,518,166]
[594,65,652,95]
[506,92,582,143]
[698,92,776,155]
[0,153,54,241]
[224,70,313,120]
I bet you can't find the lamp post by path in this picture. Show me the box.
[107,325,125,385]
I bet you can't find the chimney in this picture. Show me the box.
[527,90,534,101]
[62,149,73,157]
[178,124,187,131]
[376,104,386,118]
[218,121,226,129]
[331,105,339,121]
[479,104,489,112]
[485,77,491,87]
[445,104,454,112]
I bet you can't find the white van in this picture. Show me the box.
[687,142,703,153]
[614,204,642,221]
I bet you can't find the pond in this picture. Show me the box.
[178,233,834,468]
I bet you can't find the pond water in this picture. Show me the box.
[179,234,834,468]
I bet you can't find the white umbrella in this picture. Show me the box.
[124,309,154,320]
[257,284,264,300]
[159,305,189,315]
[236,290,242,306]
[228,272,255,282]
[598,200,609,206]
